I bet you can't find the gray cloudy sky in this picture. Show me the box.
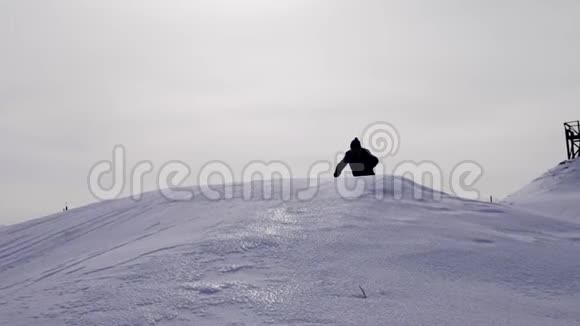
[1,0,579,224]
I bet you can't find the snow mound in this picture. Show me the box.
[1,176,580,326]
[505,159,580,220]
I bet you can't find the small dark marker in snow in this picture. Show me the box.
[359,286,367,299]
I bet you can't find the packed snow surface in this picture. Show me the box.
[505,159,580,220]
[1,174,579,326]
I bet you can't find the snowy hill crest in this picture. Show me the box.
[505,159,580,220]
[1,176,580,325]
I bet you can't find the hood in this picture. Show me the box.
[350,138,362,150]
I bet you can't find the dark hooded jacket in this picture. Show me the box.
[334,138,379,177]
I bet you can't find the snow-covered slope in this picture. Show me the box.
[505,159,580,220]
[1,177,580,326]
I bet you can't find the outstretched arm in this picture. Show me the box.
[334,158,347,178]
[369,153,379,169]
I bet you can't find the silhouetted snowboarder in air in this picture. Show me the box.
[334,138,379,177]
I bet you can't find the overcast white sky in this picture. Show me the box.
[1,0,579,224]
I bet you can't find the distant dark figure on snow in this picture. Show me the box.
[334,138,379,177]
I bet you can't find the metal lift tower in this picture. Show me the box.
[564,120,580,160]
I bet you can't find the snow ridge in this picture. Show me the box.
[505,158,580,220]
[1,175,579,325]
